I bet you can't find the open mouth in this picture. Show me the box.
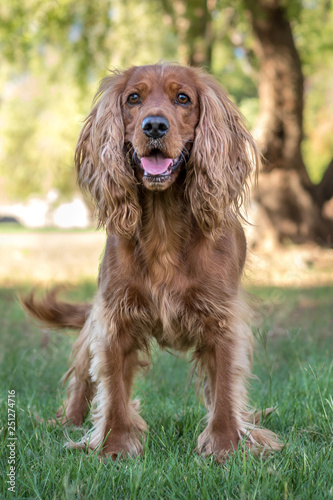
[133,149,185,181]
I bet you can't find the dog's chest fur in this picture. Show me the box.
[136,192,208,349]
[101,191,223,350]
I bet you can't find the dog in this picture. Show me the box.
[22,63,281,461]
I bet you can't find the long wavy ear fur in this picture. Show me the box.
[186,71,260,237]
[75,69,141,237]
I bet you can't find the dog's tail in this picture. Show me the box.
[20,286,92,330]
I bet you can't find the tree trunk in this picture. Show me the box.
[161,0,214,68]
[243,0,333,245]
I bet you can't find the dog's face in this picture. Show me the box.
[122,65,200,191]
[76,63,259,237]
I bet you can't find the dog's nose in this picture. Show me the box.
[142,116,170,139]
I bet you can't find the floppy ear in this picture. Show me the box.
[75,70,141,237]
[186,72,260,237]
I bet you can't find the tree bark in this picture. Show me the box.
[161,0,214,68]
[243,0,333,245]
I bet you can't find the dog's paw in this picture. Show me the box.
[101,432,143,460]
[197,427,239,462]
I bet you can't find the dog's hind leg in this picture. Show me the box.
[55,319,95,427]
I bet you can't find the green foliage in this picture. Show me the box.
[293,0,333,182]
[0,0,112,84]
[0,67,84,200]
[106,0,178,68]
[0,0,177,83]
[0,282,332,498]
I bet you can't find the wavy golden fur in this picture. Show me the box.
[22,63,281,461]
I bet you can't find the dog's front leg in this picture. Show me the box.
[87,321,147,459]
[197,331,241,462]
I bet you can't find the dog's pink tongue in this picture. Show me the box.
[141,154,173,175]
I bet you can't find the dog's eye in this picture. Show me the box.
[127,93,140,105]
[176,93,191,106]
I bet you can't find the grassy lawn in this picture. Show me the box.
[0,241,332,498]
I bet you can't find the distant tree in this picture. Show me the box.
[243,0,333,244]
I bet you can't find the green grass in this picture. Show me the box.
[0,223,98,234]
[0,283,332,499]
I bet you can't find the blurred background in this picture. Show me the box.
[0,0,333,284]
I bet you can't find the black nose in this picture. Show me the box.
[142,116,170,139]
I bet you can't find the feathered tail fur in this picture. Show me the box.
[20,287,91,330]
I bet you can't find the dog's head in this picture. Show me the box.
[75,64,259,237]
[121,65,199,192]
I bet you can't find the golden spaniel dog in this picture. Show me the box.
[23,63,281,461]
